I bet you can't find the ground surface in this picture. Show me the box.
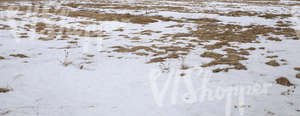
[0,0,300,116]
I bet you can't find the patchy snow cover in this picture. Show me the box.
[0,0,300,116]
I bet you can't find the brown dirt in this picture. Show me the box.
[0,56,4,60]
[275,77,293,87]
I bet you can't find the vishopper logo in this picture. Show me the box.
[2,0,103,53]
[149,67,272,116]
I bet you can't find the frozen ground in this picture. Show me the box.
[0,0,300,116]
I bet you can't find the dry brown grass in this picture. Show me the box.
[202,54,248,72]
[296,73,300,79]
[202,10,292,19]
[63,3,185,12]
[0,4,182,25]
[109,18,296,72]
[294,67,300,71]
[266,55,278,58]
[276,21,291,27]
[166,24,184,28]
[200,52,224,59]
[0,24,11,30]
[0,88,10,93]
[259,13,292,19]
[276,77,293,87]
[9,54,29,58]
[2,0,298,73]
[66,9,178,24]
[265,60,280,67]
[267,37,282,41]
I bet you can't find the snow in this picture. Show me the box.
[0,0,300,116]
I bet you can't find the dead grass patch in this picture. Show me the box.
[296,73,300,79]
[204,41,231,50]
[200,52,224,59]
[276,21,291,27]
[166,24,184,28]
[0,88,10,93]
[294,67,300,71]
[202,10,292,19]
[0,24,11,30]
[67,40,77,44]
[265,60,280,67]
[131,36,141,40]
[67,9,178,24]
[86,54,95,57]
[225,11,257,17]
[267,37,282,41]
[246,47,256,50]
[114,28,124,32]
[186,18,220,24]
[63,3,185,12]
[202,54,248,72]
[9,54,29,58]
[259,13,292,19]
[276,77,293,87]
[266,55,278,58]
[136,30,162,36]
[38,37,54,41]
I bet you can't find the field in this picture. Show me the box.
[0,0,300,116]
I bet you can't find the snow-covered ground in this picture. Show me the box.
[0,0,300,116]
